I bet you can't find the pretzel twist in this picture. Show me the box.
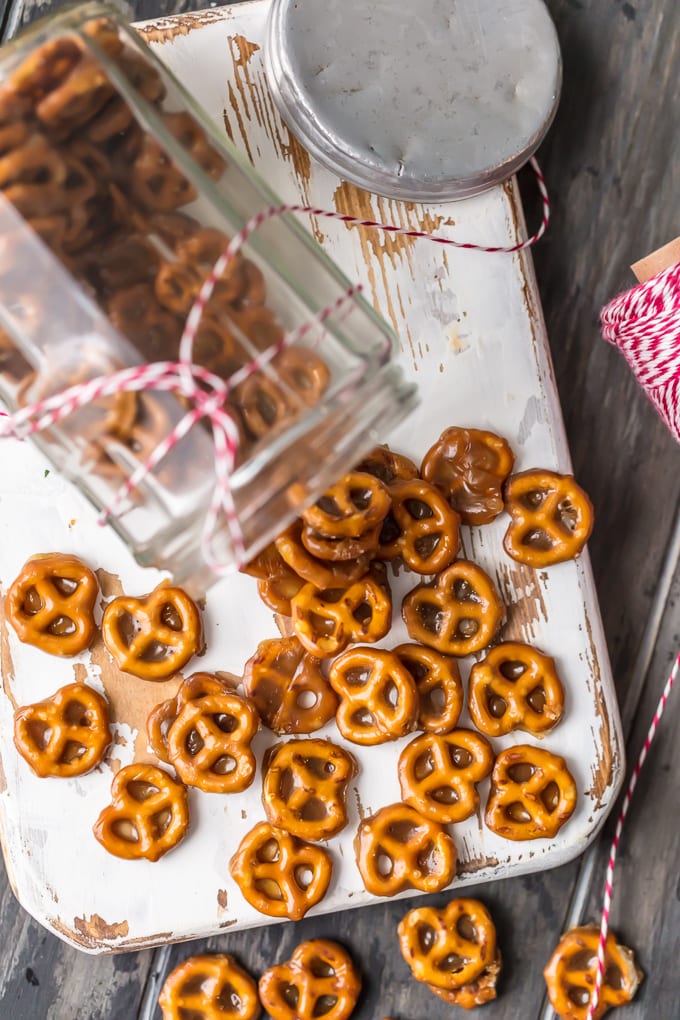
[14,682,110,778]
[258,940,361,1020]
[485,744,577,840]
[301,471,391,539]
[468,641,565,736]
[102,583,203,680]
[167,692,259,794]
[398,729,494,824]
[503,470,594,567]
[543,926,643,1020]
[262,738,356,841]
[398,898,498,991]
[243,637,338,734]
[355,444,419,486]
[229,821,332,919]
[291,570,392,658]
[354,803,457,897]
[5,553,98,656]
[275,521,370,589]
[93,763,189,861]
[393,643,463,733]
[159,954,261,1020]
[328,647,418,745]
[402,560,504,656]
[378,478,460,573]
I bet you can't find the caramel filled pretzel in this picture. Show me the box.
[259,940,361,1020]
[328,647,417,745]
[102,582,203,680]
[378,478,460,573]
[275,521,370,589]
[166,691,259,794]
[159,954,261,1020]
[485,744,577,840]
[301,471,391,539]
[543,926,643,1020]
[243,637,338,734]
[147,672,233,762]
[262,738,356,841]
[398,729,494,824]
[354,803,456,896]
[291,569,392,658]
[468,641,565,736]
[426,958,503,1010]
[5,553,98,656]
[93,762,189,861]
[398,898,499,997]
[394,643,463,734]
[229,821,332,920]
[421,426,515,525]
[14,682,110,778]
[234,346,329,440]
[257,565,305,617]
[300,520,382,562]
[503,470,594,567]
[402,560,504,656]
[355,444,419,486]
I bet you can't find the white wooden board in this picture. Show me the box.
[0,1,623,953]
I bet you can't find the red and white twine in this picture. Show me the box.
[586,652,679,1019]
[0,156,549,571]
[601,261,680,442]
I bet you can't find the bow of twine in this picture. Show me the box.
[0,157,549,573]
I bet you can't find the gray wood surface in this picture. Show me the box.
[0,0,678,1017]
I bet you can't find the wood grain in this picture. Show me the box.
[0,0,678,1017]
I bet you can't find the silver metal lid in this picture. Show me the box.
[265,0,561,202]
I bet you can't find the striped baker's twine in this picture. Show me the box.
[0,157,549,572]
[586,652,679,1018]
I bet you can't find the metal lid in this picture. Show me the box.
[265,0,561,202]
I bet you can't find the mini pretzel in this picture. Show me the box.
[275,521,370,588]
[83,234,160,296]
[234,370,292,440]
[14,682,110,778]
[398,729,494,824]
[544,926,643,1020]
[378,478,460,573]
[354,803,457,896]
[426,957,502,1009]
[102,583,204,680]
[0,137,68,217]
[398,899,499,998]
[394,643,463,733]
[108,284,182,362]
[257,566,305,617]
[485,744,577,840]
[115,45,166,102]
[147,672,233,761]
[243,637,338,734]
[276,346,330,406]
[166,692,259,794]
[6,38,82,101]
[402,560,504,656]
[468,642,565,736]
[175,230,265,307]
[93,763,189,861]
[328,647,418,745]
[259,940,361,1020]
[36,55,113,134]
[421,426,515,525]
[131,133,197,211]
[355,444,419,485]
[503,470,594,567]
[262,738,356,841]
[301,471,391,539]
[229,821,332,919]
[159,954,261,1020]
[300,521,383,562]
[291,570,392,658]
[5,553,98,656]
[164,111,225,180]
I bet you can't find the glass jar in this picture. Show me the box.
[0,3,417,591]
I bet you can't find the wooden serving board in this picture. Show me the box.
[0,0,623,953]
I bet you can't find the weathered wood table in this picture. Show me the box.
[0,1,677,1018]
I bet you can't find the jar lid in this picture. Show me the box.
[265,0,561,202]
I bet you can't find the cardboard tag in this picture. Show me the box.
[631,236,680,283]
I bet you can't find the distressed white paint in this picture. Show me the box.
[0,1,622,953]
